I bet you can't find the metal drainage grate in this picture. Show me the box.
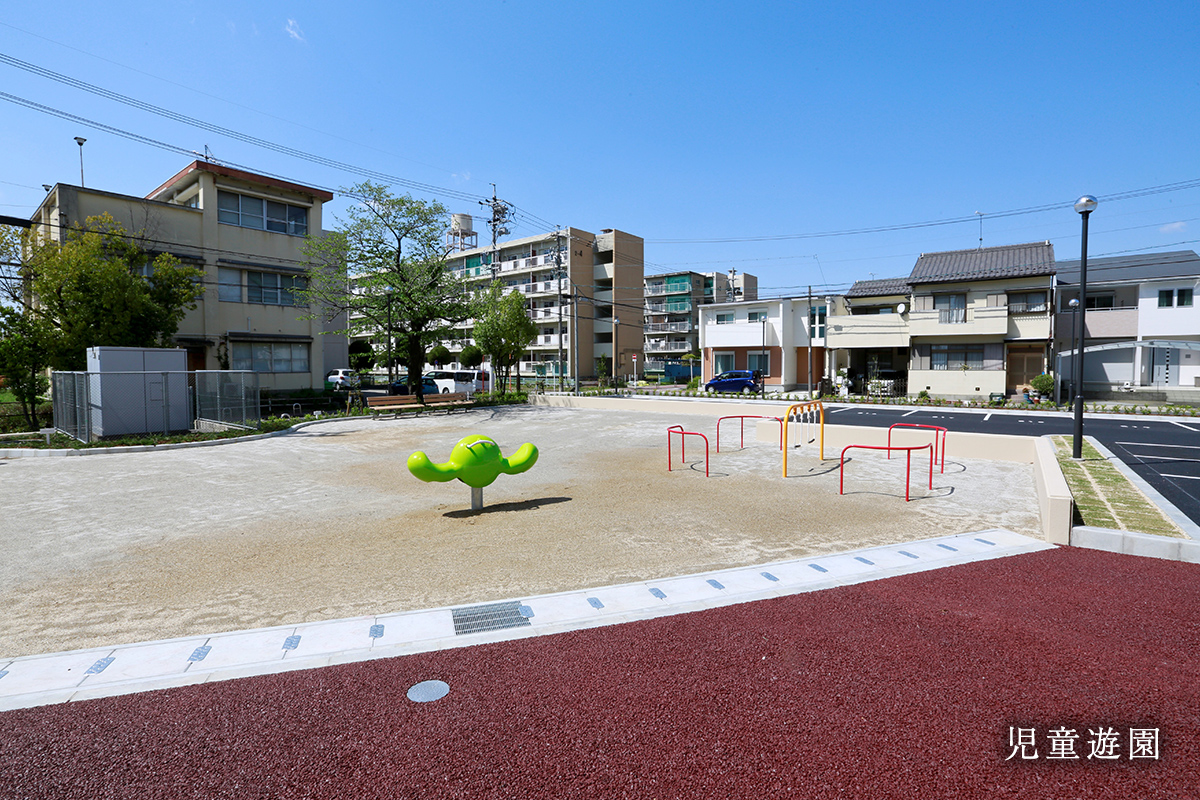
[452,601,532,636]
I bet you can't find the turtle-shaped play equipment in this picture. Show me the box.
[407,434,539,510]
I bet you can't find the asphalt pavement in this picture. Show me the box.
[823,402,1200,526]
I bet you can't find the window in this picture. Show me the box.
[930,344,984,371]
[1159,288,1193,308]
[231,342,310,373]
[1159,289,1175,308]
[1085,294,1114,310]
[748,311,767,323]
[934,294,966,324]
[247,271,307,306]
[713,352,735,374]
[217,190,308,235]
[1180,288,1194,307]
[1008,291,1047,314]
[809,306,827,338]
[218,268,242,302]
[715,313,734,325]
[747,352,770,374]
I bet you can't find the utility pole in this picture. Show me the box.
[808,285,815,398]
[479,184,512,389]
[554,228,565,392]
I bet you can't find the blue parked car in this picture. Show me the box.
[705,370,761,394]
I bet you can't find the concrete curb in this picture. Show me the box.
[0,415,376,459]
[1070,525,1200,564]
[1033,436,1074,545]
[539,392,1200,424]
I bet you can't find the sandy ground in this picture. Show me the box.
[0,405,1041,658]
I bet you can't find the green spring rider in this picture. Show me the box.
[407,435,539,510]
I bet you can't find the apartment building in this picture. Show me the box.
[29,160,346,391]
[643,270,758,377]
[698,296,826,392]
[1054,250,1200,396]
[442,227,644,380]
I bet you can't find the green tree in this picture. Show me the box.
[300,182,473,398]
[0,306,53,430]
[348,339,375,372]
[427,344,450,366]
[473,281,536,392]
[25,214,204,369]
[459,344,483,369]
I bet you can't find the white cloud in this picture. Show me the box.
[452,171,472,184]
[1160,221,1187,234]
[285,19,306,43]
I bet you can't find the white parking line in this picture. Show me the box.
[902,410,919,417]
[983,413,992,421]
[1115,442,1200,450]
[830,406,851,414]
[1168,421,1199,432]
[1162,474,1200,480]
[1122,455,1200,463]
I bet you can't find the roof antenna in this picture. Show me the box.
[976,211,984,248]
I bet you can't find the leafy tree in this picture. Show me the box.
[459,344,483,369]
[473,281,536,392]
[0,225,24,308]
[348,339,375,372]
[596,354,610,387]
[300,182,473,398]
[0,306,53,430]
[427,344,450,366]
[25,214,204,369]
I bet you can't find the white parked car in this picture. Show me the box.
[325,369,360,390]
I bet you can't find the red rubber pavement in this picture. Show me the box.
[2,546,1197,799]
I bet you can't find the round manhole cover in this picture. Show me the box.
[407,680,450,703]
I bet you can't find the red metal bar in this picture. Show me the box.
[839,443,933,502]
[667,426,710,477]
[716,415,785,452]
[886,423,948,473]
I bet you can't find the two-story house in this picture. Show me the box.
[905,242,1056,399]
[29,160,345,391]
[698,296,827,393]
[825,278,912,394]
[1055,250,1200,398]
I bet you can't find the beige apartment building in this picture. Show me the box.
[442,226,644,380]
[29,160,346,391]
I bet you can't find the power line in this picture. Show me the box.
[0,53,489,207]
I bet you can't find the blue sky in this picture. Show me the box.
[2,2,1199,297]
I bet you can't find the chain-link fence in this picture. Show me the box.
[51,370,259,442]
[194,371,259,431]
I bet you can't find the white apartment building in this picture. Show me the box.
[643,270,758,376]
[442,227,644,380]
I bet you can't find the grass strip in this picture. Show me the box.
[1052,436,1184,538]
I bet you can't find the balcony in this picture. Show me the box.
[909,305,1008,337]
[644,283,691,297]
[1057,306,1138,339]
[645,340,693,353]
[645,321,692,333]
[531,334,568,348]
[825,314,910,348]
[645,300,692,315]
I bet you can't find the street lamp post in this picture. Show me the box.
[1072,195,1098,459]
[1067,298,1080,407]
[74,136,87,187]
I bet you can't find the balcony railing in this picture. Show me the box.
[1009,302,1049,315]
[644,321,692,333]
[644,283,691,297]
[645,301,693,314]
[938,308,968,324]
[645,340,693,353]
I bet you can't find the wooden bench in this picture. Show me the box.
[423,392,474,413]
[366,394,423,417]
